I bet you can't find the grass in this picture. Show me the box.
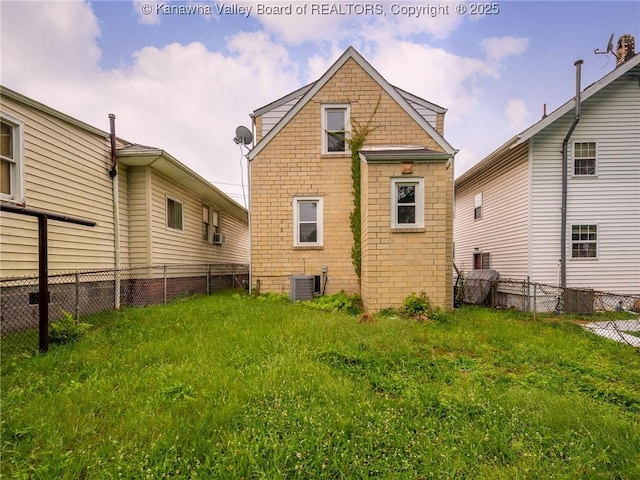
[1,292,639,479]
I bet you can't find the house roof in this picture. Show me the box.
[117,144,248,223]
[1,85,114,140]
[456,53,640,188]
[247,46,457,160]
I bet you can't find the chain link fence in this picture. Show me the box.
[456,275,640,347]
[0,264,248,353]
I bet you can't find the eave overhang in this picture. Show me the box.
[117,147,248,224]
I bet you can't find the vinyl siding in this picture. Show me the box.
[531,67,640,294]
[261,94,305,138]
[0,95,117,277]
[127,165,152,267]
[454,141,530,279]
[405,98,438,130]
[148,170,248,265]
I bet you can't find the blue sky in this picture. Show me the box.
[1,1,638,205]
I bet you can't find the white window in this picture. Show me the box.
[574,142,596,176]
[391,178,424,228]
[0,114,25,203]
[571,224,597,258]
[321,104,350,154]
[293,196,323,246]
[474,192,483,220]
[166,196,184,231]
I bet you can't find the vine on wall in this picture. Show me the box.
[347,97,380,282]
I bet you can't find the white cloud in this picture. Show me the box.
[0,0,532,195]
[504,98,530,132]
[481,36,529,63]
[0,0,101,86]
[0,1,301,204]
[367,39,497,123]
[132,0,163,25]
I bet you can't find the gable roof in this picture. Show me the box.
[456,53,640,188]
[247,46,456,160]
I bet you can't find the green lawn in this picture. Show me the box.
[1,292,639,479]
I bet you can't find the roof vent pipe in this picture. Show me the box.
[560,59,583,288]
[109,113,117,178]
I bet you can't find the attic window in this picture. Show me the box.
[322,104,350,154]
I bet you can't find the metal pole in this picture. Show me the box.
[533,283,537,321]
[163,265,167,305]
[75,272,80,322]
[38,215,49,353]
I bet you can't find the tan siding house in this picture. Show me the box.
[1,86,249,280]
[454,44,640,296]
[248,47,456,312]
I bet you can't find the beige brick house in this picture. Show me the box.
[247,47,456,312]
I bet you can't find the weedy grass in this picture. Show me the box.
[1,294,639,479]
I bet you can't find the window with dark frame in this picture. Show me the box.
[202,205,210,241]
[574,142,596,176]
[571,224,597,258]
[166,197,183,230]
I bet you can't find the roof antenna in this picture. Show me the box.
[232,125,253,209]
[594,33,616,58]
[233,126,253,149]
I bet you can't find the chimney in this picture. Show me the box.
[616,34,636,67]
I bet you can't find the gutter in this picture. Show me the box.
[560,60,583,287]
[109,114,121,309]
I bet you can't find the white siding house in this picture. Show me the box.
[455,44,640,295]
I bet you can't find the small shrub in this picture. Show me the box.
[402,292,432,317]
[49,311,91,345]
[303,292,362,315]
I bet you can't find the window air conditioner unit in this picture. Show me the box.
[213,233,226,245]
[290,275,315,302]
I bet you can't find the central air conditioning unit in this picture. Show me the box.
[212,233,226,245]
[290,275,315,302]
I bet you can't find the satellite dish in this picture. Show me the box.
[233,126,253,146]
[594,33,615,55]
